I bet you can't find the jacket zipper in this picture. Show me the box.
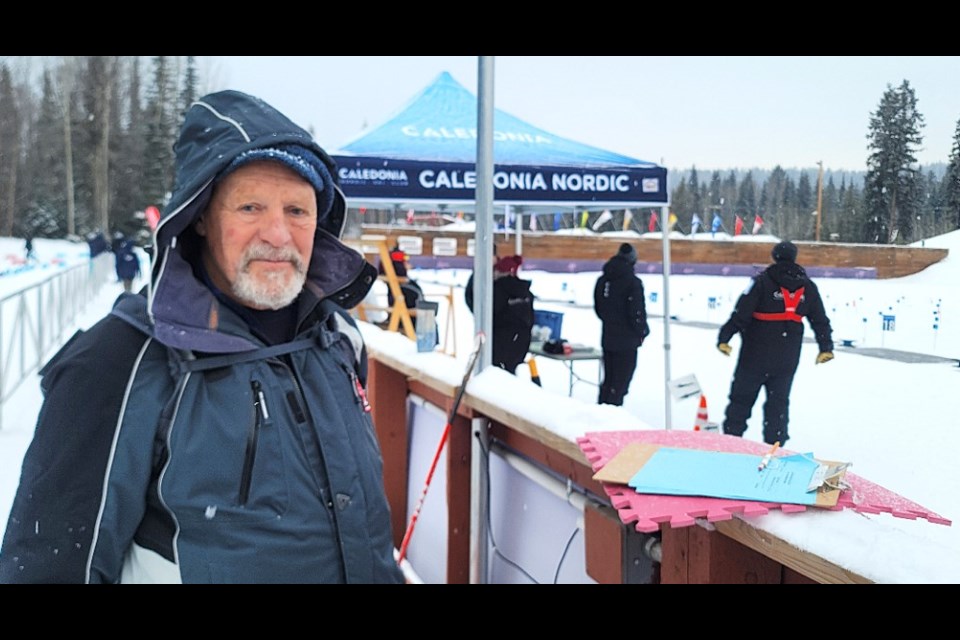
[239,380,269,505]
[342,364,371,412]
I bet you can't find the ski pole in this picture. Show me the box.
[397,332,485,565]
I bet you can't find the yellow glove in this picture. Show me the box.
[717,343,732,356]
[816,351,834,364]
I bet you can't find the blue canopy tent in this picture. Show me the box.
[331,71,668,213]
[331,71,679,436]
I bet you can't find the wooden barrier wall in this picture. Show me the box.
[359,225,948,279]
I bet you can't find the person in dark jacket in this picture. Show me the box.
[112,234,141,291]
[594,243,650,406]
[465,254,534,374]
[0,90,402,584]
[717,240,834,446]
[86,230,110,258]
[378,246,426,326]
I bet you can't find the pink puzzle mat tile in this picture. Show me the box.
[577,430,952,533]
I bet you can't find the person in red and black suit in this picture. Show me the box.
[717,240,834,446]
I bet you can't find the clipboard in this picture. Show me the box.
[592,442,850,507]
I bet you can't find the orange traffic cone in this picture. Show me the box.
[694,394,709,431]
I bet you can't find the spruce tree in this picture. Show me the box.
[688,166,701,219]
[796,171,813,239]
[822,175,839,241]
[736,170,756,223]
[112,57,149,240]
[721,171,737,221]
[762,166,788,238]
[945,117,960,229]
[864,81,925,243]
[0,64,21,237]
[180,55,199,118]
[143,56,178,209]
[671,177,690,222]
[20,70,68,237]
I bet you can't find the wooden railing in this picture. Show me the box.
[365,343,873,584]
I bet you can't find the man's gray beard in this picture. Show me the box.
[232,245,307,310]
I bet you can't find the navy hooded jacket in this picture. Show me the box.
[0,91,402,584]
[718,260,834,374]
[594,254,650,352]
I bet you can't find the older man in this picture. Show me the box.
[0,91,403,584]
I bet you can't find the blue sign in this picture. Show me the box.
[708,296,718,309]
[882,315,896,331]
[333,156,669,205]
[650,292,658,303]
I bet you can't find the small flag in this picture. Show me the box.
[529,213,538,231]
[648,211,659,232]
[145,206,161,230]
[406,209,415,225]
[752,214,764,235]
[553,212,562,230]
[668,212,678,231]
[711,213,722,235]
[623,208,633,231]
[691,213,702,235]
[592,209,613,231]
[734,215,744,236]
[580,211,589,228]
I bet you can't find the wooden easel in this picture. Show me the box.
[347,234,456,356]
[347,235,415,340]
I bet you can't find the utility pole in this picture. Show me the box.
[815,160,824,242]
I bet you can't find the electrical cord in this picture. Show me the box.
[476,431,581,584]
[475,431,540,584]
[553,526,579,584]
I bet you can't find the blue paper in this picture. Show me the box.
[628,448,821,505]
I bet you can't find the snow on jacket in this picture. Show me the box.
[594,254,649,351]
[717,261,833,374]
[0,90,401,584]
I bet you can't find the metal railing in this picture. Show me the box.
[0,253,114,430]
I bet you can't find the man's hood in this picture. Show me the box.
[602,254,636,279]
[764,260,807,289]
[147,90,374,353]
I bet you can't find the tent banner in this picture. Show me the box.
[332,156,668,204]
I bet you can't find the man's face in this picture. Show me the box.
[196,160,318,310]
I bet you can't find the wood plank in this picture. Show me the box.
[686,524,782,584]
[357,225,948,278]
[367,358,410,549]
[446,412,472,584]
[713,517,873,584]
[583,503,624,584]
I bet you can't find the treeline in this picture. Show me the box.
[660,161,954,243]
[663,81,960,244]
[1,60,959,247]
[0,56,196,243]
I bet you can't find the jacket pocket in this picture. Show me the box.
[239,380,269,505]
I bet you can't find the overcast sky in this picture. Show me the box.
[204,56,960,174]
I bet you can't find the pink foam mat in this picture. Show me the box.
[577,430,952,533]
